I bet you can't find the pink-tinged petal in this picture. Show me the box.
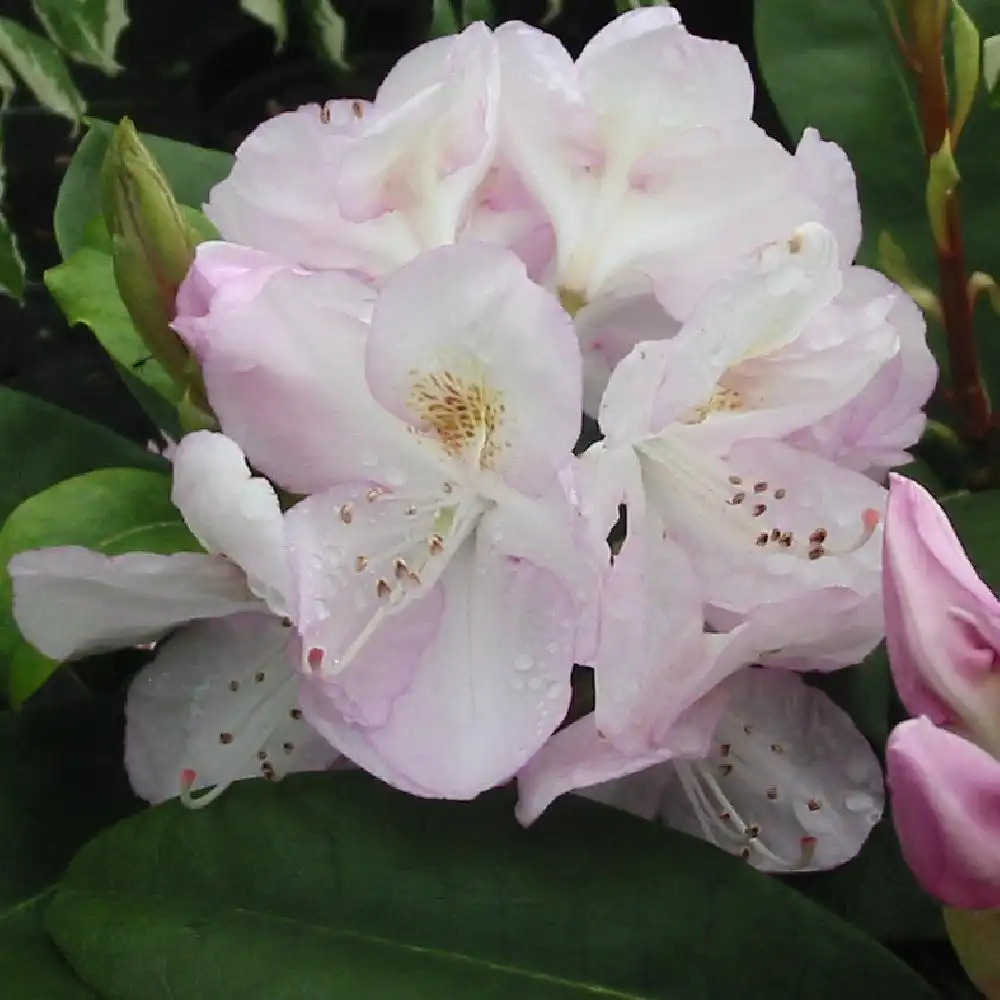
[659,668,884,872]
[641,437,885,626]
[788,268,935,477]
[304,533,576,798]
[125,613,337,804]
[883,475,1000,752]
[9,548,259,661]
[514,704,719,827]
[172,432,290,616]
[173,241,293,355]
[184,265,422,494]
[366,243,581,494]
[205,102,421,275]
[887,717,1000,909]
[577,8,753,129]
[335,23,498,243]
[793,128,861,266]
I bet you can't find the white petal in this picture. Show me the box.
[658,667,884,872]
[9,548,259,661]
[125,612,337,804]
[172,431,290,616]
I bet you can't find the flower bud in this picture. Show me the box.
[101,118,205,403]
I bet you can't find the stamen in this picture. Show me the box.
[339,503,354,524]
[807,798,822,811]
[752,504,767,517]
[355,555,369,572]
[428,533,445,554]
[376,578,392,599]
[366,487,383,502]
[755,532,768,547]
[307,647,324,671]
[319,105,331,124]
[753,482,768,493]
[393,558,409,581]
[728,492,746,506]
[179,769,229,810]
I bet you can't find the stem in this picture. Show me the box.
[909,4,991,441]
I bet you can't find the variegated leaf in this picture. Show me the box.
[30,0,129,75]
[0,17,84,122]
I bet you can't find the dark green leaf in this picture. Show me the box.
[754,0,1000,389]
[0,700,139,909]
[941,489,1000,592]
[48,772,938,999]
[0,894,97,999]
[0,386,165,525]
[0,467,201,702]
[30,0,128,75]
[0,209,25,300]
[55,121,232,258]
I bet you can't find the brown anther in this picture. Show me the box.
[770,529,782,542]
[319,104,331,124]
[770,743,784,754]
[743,724,754,735]
[393,558,409,580]
[428,533,445,554]
[752,504,767,517]
[728,492,746,506]
[766,786,778,801]
[740,847,751,860]
[255,671,266,683]
[366,487,383,502]
[290,709,304,721]
[753,481,768,493]
[808,546,825,561]
[755,532,768,547]
[443,482,454,494]
[719,811,731,821]
[257,750,268,762]
[219,732,233,745]
[809,528,828,544]
[262,762,277,781]
[339,503,354,524]
[376,578,392,599]
[229,680,240,692]
[354,555,369,572]
[351,100,364,118]
[728,475,743,485]
[778,533,794,548]
[774,488,787,499]
[720,743,732,757]
[807,798,822,811]
[745,824,760,839]
[282,742,294,754]
[719,764,733,777]
[281,617,293,627]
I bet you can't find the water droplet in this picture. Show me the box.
[514,653,534,672]
[545,642,558,655]
[545,681,561,700]
[511,677,525,692]
[385,467,405,486]
[845,757,873,783]
[360,450,378,468]
[527,676,544,692]
[844,791,876,814]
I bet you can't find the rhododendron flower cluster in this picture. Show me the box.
[10,8,934,872]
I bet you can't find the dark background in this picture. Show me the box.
[0,0,779,446]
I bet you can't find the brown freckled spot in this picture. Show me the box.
[753,481,768,493]
[719,811,731,821]
[355,555,368,572]
[807,798,822,811]
[219,732,233,745]
[766,786,778,801]
[405,504,417,516]
[282,742,294,754]
[743,724,753,735]
[728,492,746,506]
[770,743,784,754]
[366,487,383,502]
[443,482,454,494]
[376,578,392,599]
[339,503,354,524]
[774,488,787,499]
[257,750,268,762]
[255,671,266,683]
[740,847,751,860]
[319,104,331,124]
[720,743,732,757]
[809,528,828,544]
[262,762,277,781]
[778,533,793,548]
[229,680,239,692]
[351,100,364,118]
[752,503,767,517]
[290,709,303,721]
[770,529,782,542]
[719,764,733,777]
[745,824,760,839]
[808,546,825,560]
[755,533,768,547]
[281,617,292,628]
[728,475,743,485]
[393,558,409,580]
[428,533,445,555]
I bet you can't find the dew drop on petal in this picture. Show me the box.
[514,653,534,673]
[844,791,877,814]
[527,676,544,692]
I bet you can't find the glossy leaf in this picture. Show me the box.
[0,16,84,122]
[46,772,938,1000]
[30,0,129,75]
[429,0,459,37]
[0,894,97,999]
[754,0,1000,385]
[303,0,349,70]
[239,0,287,49]
[0,467,200,702]
[55,121,232,258]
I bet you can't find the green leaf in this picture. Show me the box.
[0,701,139,909]
[0,894,97,999]
[30,0,129,75]
[429,0,459,37]
[951,0,982,140]
[303,0,349,71]
[461,0,495,26]
[0,208,25,300]
[239,0,287,49]
[0,386,165,525]
[542,0,562,24]
[940,488,1000,591]
[47,772,939,1000]
[926,134,960,251]
[945,907,1000,999]
[615,0,672,11]
[45,246,181,406]
[0,16,84,122]
[55,121,233,258]
[754,0,1000,386]
[985,33,1000,92]
[0,467,201,702]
